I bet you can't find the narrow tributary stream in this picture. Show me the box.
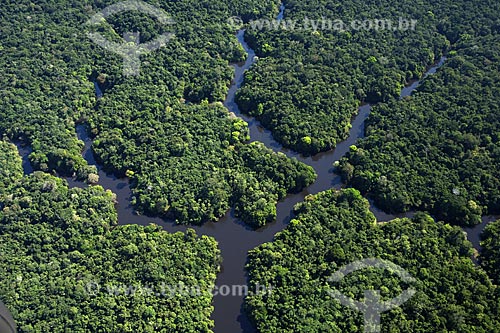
[15,7,496,332]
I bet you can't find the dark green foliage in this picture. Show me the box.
[236,0,499,154]
[246,189,500,332]
[0,152,220,332]
[0,0,316,227]
[480,219,500,284]
[0,142,23,194]
[340,35,500,226]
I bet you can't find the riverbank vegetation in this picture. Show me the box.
[0,142,24,195]
[0,141,221,332]
[339,34,500,226]
[91,93,315,227]
[0,0,316,227]
[236,0,499,155]
[480,219,500,284]
[246,189,500,332]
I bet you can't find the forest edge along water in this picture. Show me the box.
[13,7,496,333]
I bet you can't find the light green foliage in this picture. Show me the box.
[0,170,220,332]
[246,189,500,332]
[0,141,24,194]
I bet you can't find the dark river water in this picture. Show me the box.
[14,12,497,333]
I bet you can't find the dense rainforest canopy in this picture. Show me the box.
[0,141,221,332]
[0,0,317,227]
[0,142,24,195]
[339,34,500,226]
[236,0,499,155]
[1,0,500,331]
[246,189,500,332]
[480,219,500,285]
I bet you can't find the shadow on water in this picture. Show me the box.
[13,10,495,333]
[463,216,500,252]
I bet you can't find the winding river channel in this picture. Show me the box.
[15,9,496,333]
